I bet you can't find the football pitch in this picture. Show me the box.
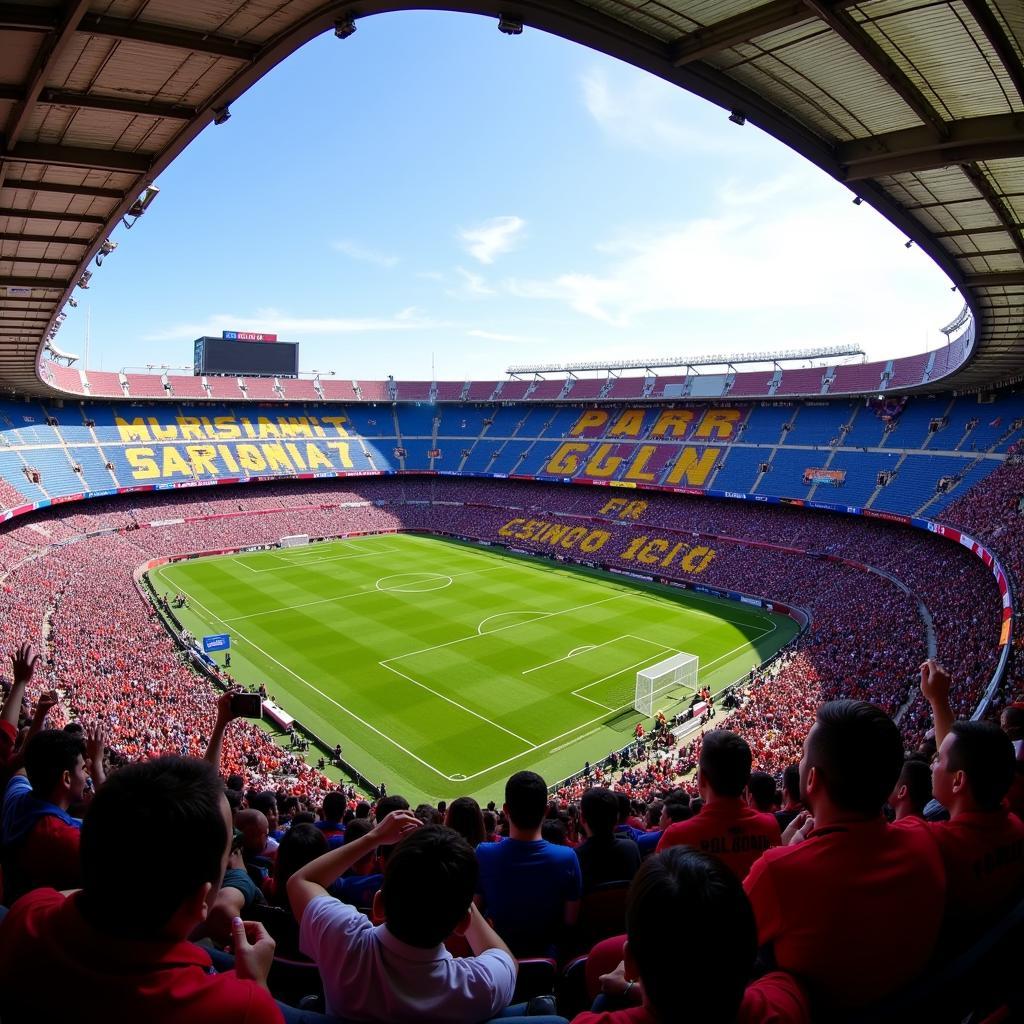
[150,534,798,803]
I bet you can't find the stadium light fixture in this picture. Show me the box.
[728,111,746,126]
[122,185,160,229]
[852,196,863,205]
[212,106,231,126]
[334,14,357,38]
[498,15,524,34]
[77,270,92,289]
[95,238,118,266]
[68,297,78,308]
[905,239,913,248]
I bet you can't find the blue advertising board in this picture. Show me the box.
[202,633,231,653]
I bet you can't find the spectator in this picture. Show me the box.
[576,788,641,891]
[887,754,933,821]
[0,755,280,1022]
[314,791,347,846]
[446,795,486,848]
[914,660,1024,939]
[1,725,98,900]
[476,770,582,956]
[657,730,780,878]
[327,818,383,908]
[744,700,945,1010]
[577,848,809,1024]
[290,812,528,1024]
[774,765,804,832]
[746,772,778,814]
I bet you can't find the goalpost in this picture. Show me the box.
[634,652,699,717]
[280,534,310,548]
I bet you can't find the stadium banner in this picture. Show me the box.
[803,468,847,486]
[202,634,231,653]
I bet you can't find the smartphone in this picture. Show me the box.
[230,692,263,719]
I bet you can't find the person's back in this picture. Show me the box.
[743,700,945,1010]
[576,788,640,891]
[657,730,779,879]
[920,719,1024,937]
[290,814,517,1024]
[476,770,582,956]
[0,755,280,1024]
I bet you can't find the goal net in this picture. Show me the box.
[635,652,699,717]
[280,534,310,548]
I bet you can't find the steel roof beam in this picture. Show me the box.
[961,163,1024,262]
[3,141,151,173]
[960,0,1024,107]
[966,271,1024,288]
[0,4,59,30]
[0,276,65,288]
[0,257,80,267]
[4,0,92,151]
[78,13,260,60]
[839,113,1024,179]
[0,85,195,121]
[1,178,124,200]
[0,232,92,245]
[802,0,949,139]
[670,0,843,64]
[0,206,107,225]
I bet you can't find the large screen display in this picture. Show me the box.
[194,337,298,378]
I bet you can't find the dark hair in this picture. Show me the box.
[445,796,485,847]
[581,788,619,836]
[24,729,86,796]
[663,798,692,824]
[627,848,756,1023]
[292,811,315,827]
[249,791,278,818]
[79,756,228,936]
[782,764,801,803]
[541,818,568,845]
[482,809,497,836]
[415,802,442,825]
[747,771,777,812]
[895,754,932,812]
[226,773,245,792]
[382,825,477,947]
[273,824,327,910]
[344,817,375,845]
[615,791,632,824]
[225,788,244,813]
[63,722,85,737]
[1002,705,1024,737]
[947,721,1016,811]
[322,792,346,823]
[375,794,410,823]
[505,771,547,831]
[355,801,371,819]
[699,730,752,798]
[808,700,903,816]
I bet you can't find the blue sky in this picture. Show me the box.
[73,10,964,380]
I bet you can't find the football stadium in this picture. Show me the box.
[0,2,1023,1023]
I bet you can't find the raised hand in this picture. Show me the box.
[84,720,106,765]
[372,808,422,847]
[919,659,951,706]
[11,643,38,686]
[33,689,59,720]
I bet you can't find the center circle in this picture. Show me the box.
[375,572,454,593]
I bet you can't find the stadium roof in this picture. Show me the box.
[1,0,1022,399]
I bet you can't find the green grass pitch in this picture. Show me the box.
[150,534,798,804]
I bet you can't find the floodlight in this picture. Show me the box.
[123,185,160,229]
[96,238,118,266]
[728,111,745,125]
[905,239,913,248]
[334,14,356,38]
[852,196,863,205]
[498,15,523,34]
[212,106,231,126]
[77,270,92,289]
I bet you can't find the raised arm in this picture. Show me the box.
[919,659,954,748]
[205,691,240,771]
[1,643,38,731]
[84,720,107,791]
[287,809,421,922]
[21,689,59,748]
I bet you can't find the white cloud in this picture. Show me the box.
[580,66,750,154]
[330,239,398,268]
[142,309,436,342]
[504,179,961,357]
[459,216,525,264]
[446,267,495,299]
[467,328,537,344]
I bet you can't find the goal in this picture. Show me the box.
[280,534,310,548]
[635,652,699,717]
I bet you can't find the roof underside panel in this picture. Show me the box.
[0,0,1021,397]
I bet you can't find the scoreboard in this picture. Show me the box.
[193,334,299,378]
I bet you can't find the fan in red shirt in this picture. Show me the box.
[657,729,780,879]
[573,846,809,1024]
[0,755,281,1024]
[912,661,1024,941]
[743,699,945,1012]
